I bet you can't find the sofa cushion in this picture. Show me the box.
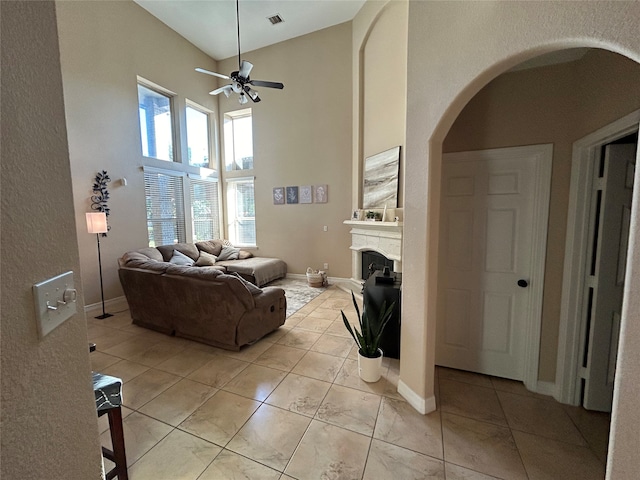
[135,247,164,262]
[195,251,218,267]
[157,242,199,262]
[121,255,170,273]
[238,250,254,259]
[166,264,223,279]
[218,245,240,261]
[216,274,255,309]
[230,272,263,295]
[196,240,225,257]
[218,257,287,287]
[121,251,153,264]
[170,250,195,266]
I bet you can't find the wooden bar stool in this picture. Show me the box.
[93,372,128,480]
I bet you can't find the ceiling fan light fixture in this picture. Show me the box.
[246,88,259,101]
[196,0,284,103]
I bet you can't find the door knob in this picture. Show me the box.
[517,279,529,288]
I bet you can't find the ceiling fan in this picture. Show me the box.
[195,0,284,105]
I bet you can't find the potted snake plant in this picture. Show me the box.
[341,291,395,382]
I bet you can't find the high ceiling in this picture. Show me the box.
[134,0,366,61]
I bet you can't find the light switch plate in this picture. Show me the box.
[33,271,77,338]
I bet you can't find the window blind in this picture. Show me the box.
[226,177,256,245]
[190,178,220,242]
[144,171,186,247]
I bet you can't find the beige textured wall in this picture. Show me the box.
[352,0,407,210]
[1,1,102,478]
[362,0,408,207]
[56,0,220,305]
[217,23,353,278]
[443,49,640,381]
[402,0,640,475]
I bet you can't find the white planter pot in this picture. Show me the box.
[358,349,383,383]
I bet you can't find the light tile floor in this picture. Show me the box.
[90,285,610,480]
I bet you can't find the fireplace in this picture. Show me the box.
[343,219,403,282]
[361,250,394,280]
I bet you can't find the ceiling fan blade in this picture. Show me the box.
[238,60,253,79]
[249,80,284,90]
[195,67,230,80]
[209,85,233,97]
[243,85,261,103]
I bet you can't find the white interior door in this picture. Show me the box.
[582,143,636,411]
[437,145,551,381]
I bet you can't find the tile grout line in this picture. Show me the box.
[91,287,415,478]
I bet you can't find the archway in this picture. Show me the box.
[416,42,637,480]
[401,3,640,476]
[436,48,640,399]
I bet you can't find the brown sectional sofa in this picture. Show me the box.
[118,241,287,350]
[154,240,287,287]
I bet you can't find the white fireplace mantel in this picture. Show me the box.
[344,220,403,282]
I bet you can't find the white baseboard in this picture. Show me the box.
[536,380,558,398]
[84,295,128,315]
[285,273,353,290]
[397,379,436,414]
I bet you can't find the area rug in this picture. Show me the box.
[267,277,325,317]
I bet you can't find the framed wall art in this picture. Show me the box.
[299,185,312,204]
[286,186,299,204]
[363,146,400,209]
[314,184,328,203]
[273,187,285,205]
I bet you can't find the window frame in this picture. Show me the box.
[143,166,223,246]
[222,108,256,247]
[137,77,179,164]
[185,99,215,170]
[138,77,223,248]
[189,173,222,243]
[225,176,256,247]
[143,167,187,247]
[223,108,253,172]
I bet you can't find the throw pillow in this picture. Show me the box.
[169,250,194,266]
[238,250,254,259]
[231,272,263,295]
[195,251,218,267]
[195,240,224,257]
[217,245,240,261]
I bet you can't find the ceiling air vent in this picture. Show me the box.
[267,14,284,25]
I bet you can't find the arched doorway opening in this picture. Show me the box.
[435,46,640,395]
[427,46,640,472]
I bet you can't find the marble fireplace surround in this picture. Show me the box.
[343,220,403,284]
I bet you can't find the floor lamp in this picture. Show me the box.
[86,212,113,319]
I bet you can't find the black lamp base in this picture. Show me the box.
[95,313,113,320]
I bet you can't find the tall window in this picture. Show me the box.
[138,79,223,248]
[223,109,253,171]
[191,178,220,241]
[186,104,211,168]
[223,108,256,245]
[144,171,186,247]
[144,170,220,246]
[226,178,255,246]
[138,83,174,161]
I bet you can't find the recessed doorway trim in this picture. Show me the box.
[556,109,640,405]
